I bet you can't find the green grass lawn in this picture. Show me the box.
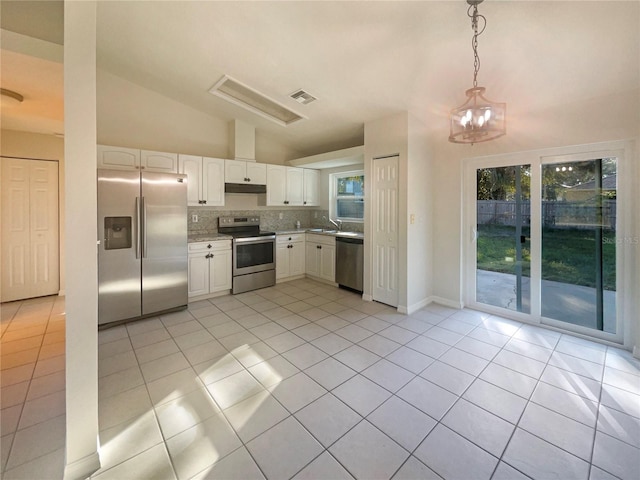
[477,225,616,290]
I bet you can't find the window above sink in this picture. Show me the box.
[331,170,364,223]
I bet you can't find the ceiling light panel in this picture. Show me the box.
[209,75,306,127]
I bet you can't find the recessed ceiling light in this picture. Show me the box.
[209,75,306,127]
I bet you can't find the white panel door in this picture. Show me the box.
[372,156,399,307]
[1,158,59,302]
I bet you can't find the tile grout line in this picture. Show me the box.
[2,296,61,475]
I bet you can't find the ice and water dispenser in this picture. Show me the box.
[104,217,132,250]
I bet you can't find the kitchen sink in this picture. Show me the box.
[307,228,337,233]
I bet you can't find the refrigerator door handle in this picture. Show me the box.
[141,196,147,258]
[135,196,142,259]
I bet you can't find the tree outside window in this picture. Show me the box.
[333,172,364,221]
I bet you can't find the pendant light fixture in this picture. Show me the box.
[449,0,506,144]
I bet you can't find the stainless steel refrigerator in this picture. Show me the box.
[97,169,188,326]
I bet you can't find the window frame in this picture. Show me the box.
[330,170,365,223]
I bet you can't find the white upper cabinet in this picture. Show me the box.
[246,162,267,184]
[266,165,308,206]
[266,165,287,205]
[287,167,304,205]
[267,165,318,206]
[178,155,224,206]
[179,154,201,205]
[97,145,140,170]
[225,159,266,185]
[303,169,319,206]
[202,157,225,206]
[140,150,178,173]
[97,145,178,173]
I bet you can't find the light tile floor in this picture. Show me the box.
[2,279,640,479]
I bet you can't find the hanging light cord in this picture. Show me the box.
[468,3,487,88]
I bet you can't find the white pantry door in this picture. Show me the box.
[372,155,399,307]
[1,157,59,302]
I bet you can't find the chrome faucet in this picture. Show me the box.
[328,218,343,231]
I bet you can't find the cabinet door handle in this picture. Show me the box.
[202,200,207,205]
[288,237,292,241]
[317,245,321,249]
[207,244,212,249]
[303,201,307,205]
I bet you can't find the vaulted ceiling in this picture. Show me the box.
[2,1,639,156]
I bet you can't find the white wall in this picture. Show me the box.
[364,113,408,307]
[430,88,640,352]
[406,114,432,311]
[363,112,433,312]
[0,129,66,294]
[63,1,100,478]
[97,69,299,163]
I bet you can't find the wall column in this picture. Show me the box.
[63,1,100,479]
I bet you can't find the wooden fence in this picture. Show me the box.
[477,200,616,230]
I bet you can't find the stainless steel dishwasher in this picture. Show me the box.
[335,236,364,292]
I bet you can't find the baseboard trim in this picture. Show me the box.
[404,297,431,315]
[362,294,373,302]
[63,451,100,480]
[428,296,464,310]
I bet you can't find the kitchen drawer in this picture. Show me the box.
[305,233,335,246]
[277,233,305,244]
[188,240,231,253]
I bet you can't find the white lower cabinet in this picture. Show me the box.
[305,234,336,283]
[188,240,232,298]
[276,234,305,281]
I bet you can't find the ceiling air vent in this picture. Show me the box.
[209,75,306,127]
[290,89,317,105]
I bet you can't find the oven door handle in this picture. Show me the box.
[233,235,276,244]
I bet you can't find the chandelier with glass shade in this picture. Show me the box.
[449,0,506,144]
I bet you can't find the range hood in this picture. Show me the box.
[225,120,266,193]
[225,183,266,194]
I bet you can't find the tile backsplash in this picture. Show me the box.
[188,208,363,233]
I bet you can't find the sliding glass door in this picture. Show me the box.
[475,165,531,314]
[541,158,617,333]
[466,146,625,342]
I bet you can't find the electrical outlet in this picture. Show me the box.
[410,214,415,224]
[191,214,198,223]
[279,213,284,220]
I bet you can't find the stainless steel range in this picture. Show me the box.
[218,216,276,294]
